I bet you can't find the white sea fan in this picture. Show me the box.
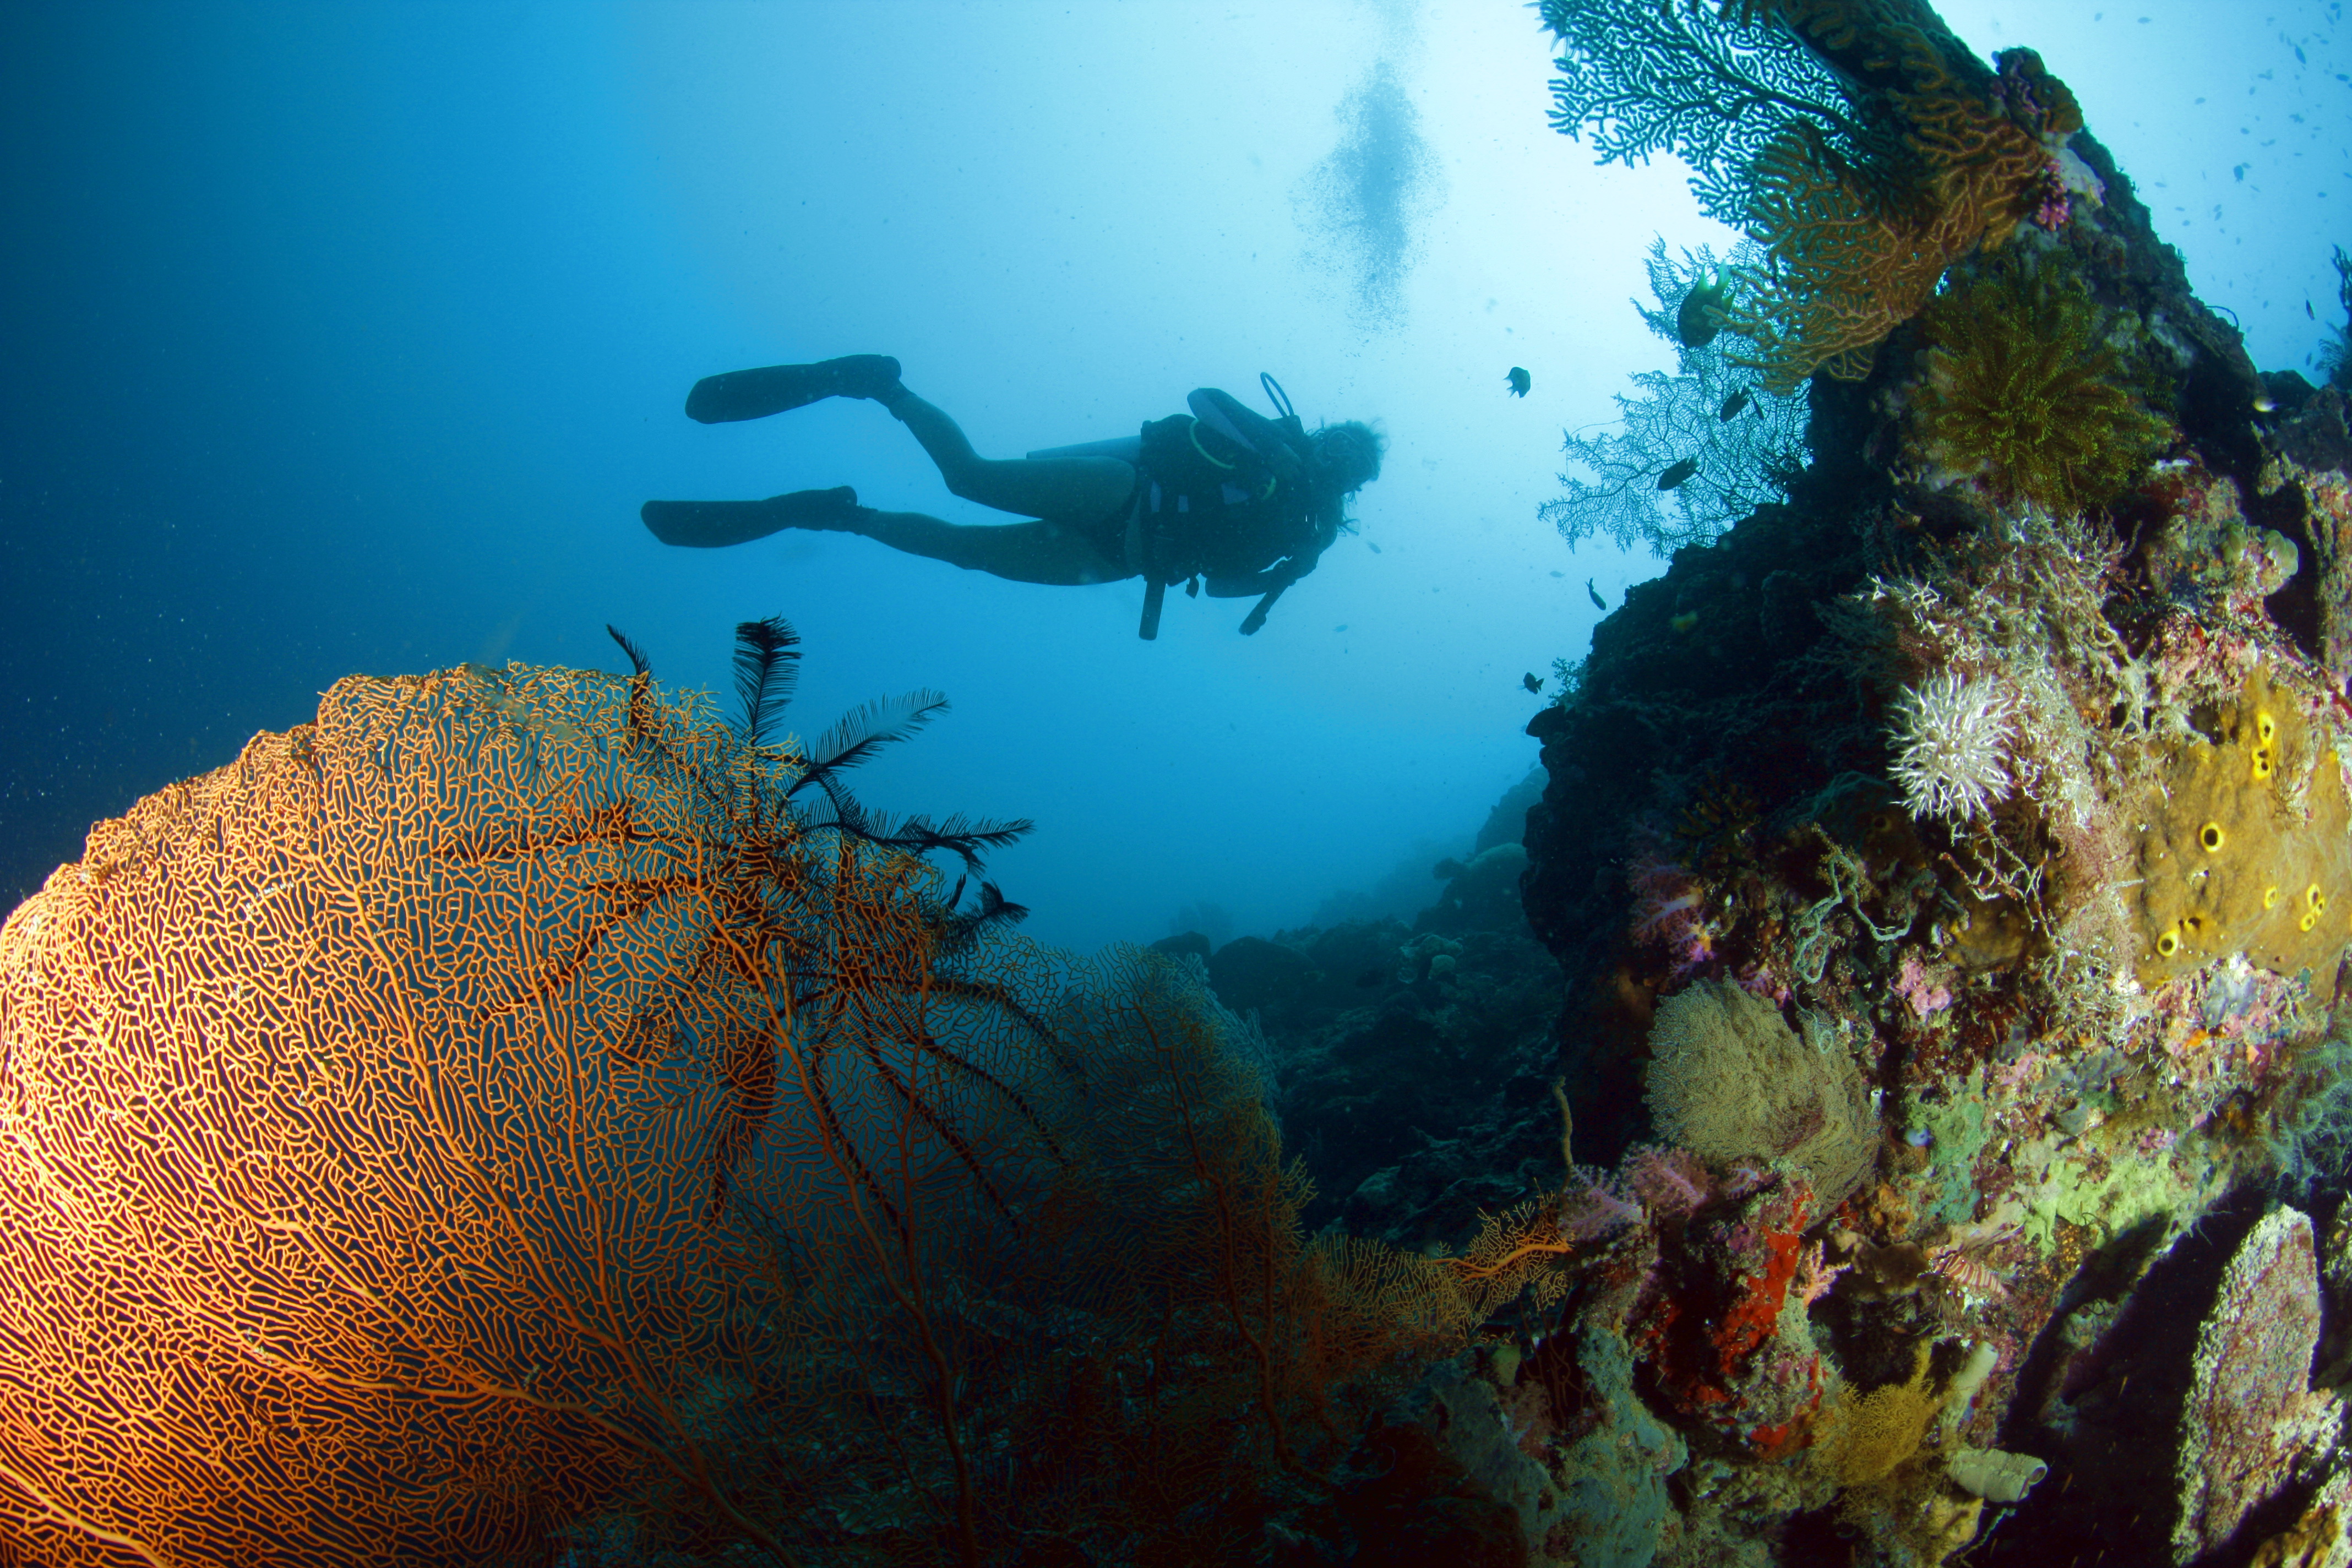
[1888,670,2016,821]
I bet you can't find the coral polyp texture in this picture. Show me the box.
[1887,668,2016,822]
[2171,1206,2337,1562]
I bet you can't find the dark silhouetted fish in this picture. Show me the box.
[1586,578,1605,610]
[1719,388,1752,421]
[1505,366,1532,397]
[1522,672,1543,694]
[1678,273,1732,347]
[1657,458,1700,490]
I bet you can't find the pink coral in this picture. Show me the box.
[1735,961,1793,1004]
[1627,856,1717,978]
[1560,1167,1646,1239]
[1893,951,1953,1018]
[2029,158,2072,230]
[1623,1144,1713,1219]
[1792,1241,1847,1308]
[1990,1047,2046,1095]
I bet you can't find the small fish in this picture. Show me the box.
[2310,300,2318,319]
[2254,394,2278,414]
[1657,457,1700,491]
[1719,388,1752,421]
[1333,624,1349,633]
[1678,271,1732,348]
[1368,541,1382,553]
[1549,569,1564,579]
[1522,672,1543,694]
[1505,366,1532,397]
[1586,578,1606,610]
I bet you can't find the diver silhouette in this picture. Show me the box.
[641,356,1384,638]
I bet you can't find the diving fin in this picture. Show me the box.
[683,356,902,423]
[641,487,859,548]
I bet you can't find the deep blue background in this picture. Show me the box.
[4,1,2345,950]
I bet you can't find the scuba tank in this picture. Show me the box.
[1202,374,1315,637]
[1023,434,1144,462]
[1032,375,1319,640]
[1023,377,1309,471]
[1188,374,1310,489]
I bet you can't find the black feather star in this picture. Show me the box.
[606,623,654,678]
[799,797,1034,876]
[789,690,952,809]
[614,612,1036,897]
[948,879,1030,941]
[891,812,1035,875]
[731,615,802,747]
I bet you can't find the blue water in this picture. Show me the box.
[2,0,2344,952]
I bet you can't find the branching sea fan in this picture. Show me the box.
[1888,669,2016,822]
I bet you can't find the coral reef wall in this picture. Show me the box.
[1469,2,2352,1565]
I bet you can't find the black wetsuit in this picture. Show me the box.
[1113,409,1332,598]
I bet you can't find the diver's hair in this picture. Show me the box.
[1311,420,1386,494]
[1304,420,1384,543]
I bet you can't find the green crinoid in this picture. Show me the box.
[1912,258,2170,516]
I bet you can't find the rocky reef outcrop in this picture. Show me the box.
[1215,6,2352,1565]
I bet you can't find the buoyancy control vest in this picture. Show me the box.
[1038,375,1332,639]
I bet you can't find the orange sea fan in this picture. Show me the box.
[0,658,1483,1566]
[0,663,805,1565]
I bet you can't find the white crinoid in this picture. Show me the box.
[1888,669,2016,822]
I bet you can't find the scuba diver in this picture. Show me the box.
[640,355,1384,639]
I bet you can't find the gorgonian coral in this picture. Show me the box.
[1538,0,1875,226]
[1540,238,1808,554]
[1642,979,1876,1207]
[1728,35,2083,391]
[2320,244,2352,392]
[1540,1,2083,390]
[1911,259,2170,515]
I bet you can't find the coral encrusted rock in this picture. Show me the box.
[2174,1206,2343,1562]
